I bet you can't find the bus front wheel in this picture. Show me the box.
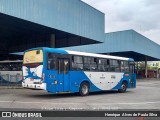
[118,82,127,93]
[79,82,90,96]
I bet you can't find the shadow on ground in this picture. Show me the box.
[23,90,132,99]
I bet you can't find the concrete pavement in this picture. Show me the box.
[0,79,160,110]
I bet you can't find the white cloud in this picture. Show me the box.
[81,0,160,45]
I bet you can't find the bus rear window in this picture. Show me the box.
[23,50,43,64]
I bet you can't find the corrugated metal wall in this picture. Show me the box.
[132,31,160,59]
[63,30,160,60]
[63,30,134,53]
[0,0,105,42]
[104,30,133,52]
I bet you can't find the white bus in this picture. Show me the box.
[0,60,22,84]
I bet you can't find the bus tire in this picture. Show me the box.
[79,82,90,96]
[118,81,127,93]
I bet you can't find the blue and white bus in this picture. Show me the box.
[22,47,136,96]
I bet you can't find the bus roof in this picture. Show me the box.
[66,50,134,61]
[25,47,134,61]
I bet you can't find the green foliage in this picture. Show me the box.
[137,62,159,70]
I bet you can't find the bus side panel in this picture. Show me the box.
[69,71,136,93]
[84,72,136,91]
[112,73,136,90]
[42,50,57,92]
[45,70,136,93]
[69,71,101,93]
[123,73,136,89]
[84,72,124,91]
[131,73,136,88]
[45,70,59,93]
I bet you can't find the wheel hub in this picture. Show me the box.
[82,85,88,95]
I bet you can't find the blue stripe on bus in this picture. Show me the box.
[46,71,101,93]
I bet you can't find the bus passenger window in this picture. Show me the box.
[110,60,121,72]
[72,56,83,70]
[47,53,56,70]
[90,58,97,71]
[98,59,109,72]
[84,57,97,71]
[84,57,90,71]
[121,61,129,72]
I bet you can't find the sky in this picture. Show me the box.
[81,0,160,45]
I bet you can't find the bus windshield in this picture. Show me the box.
[23,50,43,64]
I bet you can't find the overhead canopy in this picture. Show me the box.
[63,30,160,61]
[0,13,100,53]
[0,0,105,43]
[0,0,105,60]
[105,51,160,61]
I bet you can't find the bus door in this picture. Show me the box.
[57,58,70,92]
[129,62,136,88]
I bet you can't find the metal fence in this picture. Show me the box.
[0,72,22,86]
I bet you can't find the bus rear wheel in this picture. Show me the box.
[79,82,90,96]
[118,82,127,93]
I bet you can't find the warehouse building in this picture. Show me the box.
[0,0,160,80]
[64,30,160,78]
[64,30,160,61]
[0,0,105,85]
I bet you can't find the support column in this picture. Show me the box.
[50,34,55,48]
[145,56,148,78]
[136,62,138,75]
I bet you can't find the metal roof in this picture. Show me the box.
[66,50,131,61]
[0,0,105,42]
[63,30,160,61]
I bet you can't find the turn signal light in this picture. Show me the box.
[124,74,129,76]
